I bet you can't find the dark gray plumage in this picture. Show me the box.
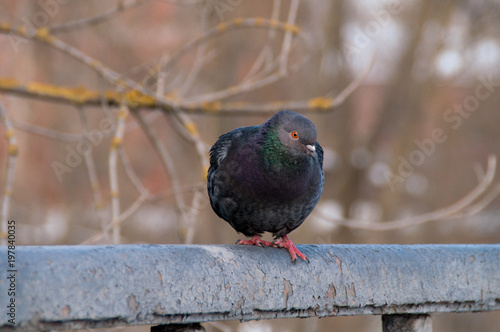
[207,110,324,262]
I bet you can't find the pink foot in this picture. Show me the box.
[236,235,273,247]
[273,235,308,263]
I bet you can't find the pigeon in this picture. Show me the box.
[207,110,324,262]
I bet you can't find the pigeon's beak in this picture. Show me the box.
[306,144,316,156]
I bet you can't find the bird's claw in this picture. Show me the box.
[238,236,309,263]
[273,235,308,263]
[271,240,282,248]
[236,235,273,247]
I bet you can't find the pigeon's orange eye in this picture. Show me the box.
[290,131,299,140]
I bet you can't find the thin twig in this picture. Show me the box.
[0,101,18,246]
[77,108,107,240]
[279,0,300,73]
[176,2,212,97]
[10,107,160,142]
[452,182,500,218]
[321,155,497,231]
[184,58,305,104]
[81,189,150,245]
[12,118,99,142]
[183,189,205,244]
[242,0,281,82]
[117,147,148,195]
[132,111,188,229]
[109,103,129,244]
[49,0,149,33]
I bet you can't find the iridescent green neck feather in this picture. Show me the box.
[260,125,300,171]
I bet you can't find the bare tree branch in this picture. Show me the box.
[319,156,498,231]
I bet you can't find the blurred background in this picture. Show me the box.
[1,1,500,331]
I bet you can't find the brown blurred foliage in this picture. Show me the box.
[1,1,499,331]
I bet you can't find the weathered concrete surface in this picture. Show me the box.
[0,244,499,331]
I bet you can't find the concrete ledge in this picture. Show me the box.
[1,244,499,331]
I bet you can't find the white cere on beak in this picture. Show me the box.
[306,144,316,153]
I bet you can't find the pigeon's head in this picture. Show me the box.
[265,110,318,158]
